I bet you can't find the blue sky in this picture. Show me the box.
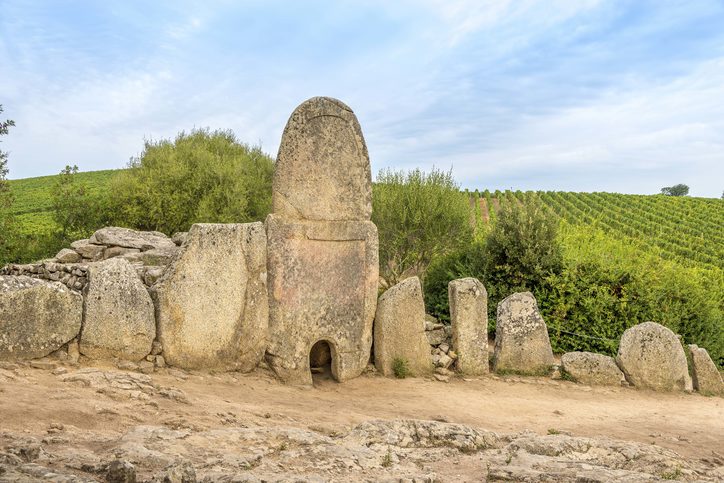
[1,0,723,197]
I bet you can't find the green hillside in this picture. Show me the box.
[8,169,120,236]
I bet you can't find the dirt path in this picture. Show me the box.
[1,362,722,481]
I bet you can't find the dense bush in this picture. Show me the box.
[541,223,723,365]
[106,129,274,234]
[372,167,472,287]
[424,199,563,330]
[0,105,16,263]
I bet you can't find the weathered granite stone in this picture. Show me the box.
[90,227,176,251]
[138,246,178,266]
[171,232,188,246]
[272,96,372,221]
[561,351,625,386]
[374,277,432,377]
[616,322,691,392]
[103,246,141,259]
[71,239,105,260]
[449,277,489,375]
[687,344,723,396]
[425,327,447,346]
[55,248,82,264]
[0,276,82,360]
[266,97,378,385]
[80,258,155,361]
[266,215,378,384]
[156,222,268,371]
[493,292,554,375]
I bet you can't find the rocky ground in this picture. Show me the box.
[1,361,722,482]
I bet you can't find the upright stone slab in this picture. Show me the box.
[493,292,554,375]
[616,322,691,392]
[80,258,156,361]
[266,97,379,385]
[449,278,489,375]
[0,276,82,360]
[687,344,723,396]
[374,277,432,377]
[156,223,268,371]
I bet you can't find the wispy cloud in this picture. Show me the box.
[1,0,722,197]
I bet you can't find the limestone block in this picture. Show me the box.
[449,277,489,375]
[266,215,378,384]
[687,344,723,396]
[272,97,372,221]
[374,277,432,377]
[493,292,554,375]
[561,351,625,386]
[616,322,691,392]
[156,222,268,371]
[80,258,155,361]
[0,276,82,360]
[90,227,176,251]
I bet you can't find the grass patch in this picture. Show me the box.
[392,357,410,379]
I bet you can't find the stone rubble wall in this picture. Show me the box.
[0,262,89,291]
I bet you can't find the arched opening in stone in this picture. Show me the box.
[309,340,337,383]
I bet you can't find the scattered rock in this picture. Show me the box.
[561,351,625,386]
[492,292,554,375]
[71,239,105,261]
[616,322,691,392]
[374,277,432,377]
[449,277,489,376]
[55,248,82,263]
[171,232,188,246]
[687,344,724,396]
[107,459,136,483]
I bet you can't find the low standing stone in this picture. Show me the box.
[155,223,268,371]
[616,322,691,392]
[560,352,624,386]
[80,258,155,361]
[374,277,432,377]
[492,292,554,375]
[0,276,82,360]
[449,277,489,375]
[687,344,723,396]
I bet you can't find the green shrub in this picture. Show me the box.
[372,167,472,287]
[392,357,410,379]
[105,128,274,234]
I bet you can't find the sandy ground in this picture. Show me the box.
[1,361,722,481]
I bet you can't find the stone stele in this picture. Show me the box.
[449,277,489,375]
[80,258,155,361]
[266,97,379,385]
[0,275,82,360]
[687,344,723,396]
[616,321,691,392]
[374,277,432,377]
[155,222,268,371]
[492,292,555,375]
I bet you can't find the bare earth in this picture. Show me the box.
[1,361,722,482]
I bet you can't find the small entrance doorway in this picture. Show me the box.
[309,340,334,383]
